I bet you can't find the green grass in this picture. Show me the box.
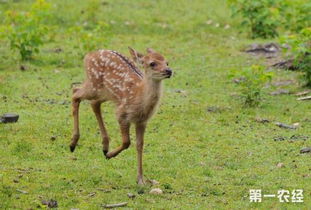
[0,0,310,209]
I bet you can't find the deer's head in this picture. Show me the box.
[129,47,172,81]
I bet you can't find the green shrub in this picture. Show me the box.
[280,0,311,33]
[230,65,273,107]
[228,0,281,38]
[280,28,311,87]
[1,0,51,61]
[228,0,311,38]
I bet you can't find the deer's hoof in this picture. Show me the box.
[103,150,108,156]
[70,145,76,152]
[103,151,111,159]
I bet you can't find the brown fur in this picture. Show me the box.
[69,47,172,185]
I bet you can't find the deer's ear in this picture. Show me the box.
[146,48,155,53]
[128,47,143,63]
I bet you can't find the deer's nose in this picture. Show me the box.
[165,69,172,77]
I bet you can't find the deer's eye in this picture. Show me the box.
[150,62,156,67]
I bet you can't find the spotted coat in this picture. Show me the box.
[83,50,144,105]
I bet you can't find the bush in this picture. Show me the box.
[280,0,311,33]
[228,0,281,38]
[280,28,311,87]
[1,0,51,61]
[230,65,273,107]
[228,0,311,38]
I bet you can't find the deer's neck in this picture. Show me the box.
[141,77,162,115]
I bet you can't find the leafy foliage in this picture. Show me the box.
[280,0,311,32]
[228,0,281,38]
[281,28,311,86]
[0,0,51,60]
[228,0,311,38]
[230,65,273,107]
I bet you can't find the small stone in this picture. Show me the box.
[300,147,311,154]
[1,113,19,123]
[147,179,160,186]
[275,122,297,129]
[20,65,26,71]
[174,89,186,94]
[41,199,58,208]
[149,188,163,194]
[290,135,308,141]
[206,20,213,25]
[70,157,77,161]
[270,89,290,96]
[16,189,28,194]
[274,136,286,141]
[276,163,285,168]
[292,123,300,128]
[295,90,310,96]
[88,192,96,197]
[127,193,135,199]
[53,48,62,53]
[272,80,294,87]
[255,117,270,123]
[232,77,245,83]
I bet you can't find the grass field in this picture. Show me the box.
[0,0,310,209]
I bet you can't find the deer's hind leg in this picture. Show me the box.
[91,100,110,156]
[105,108,130,159]
[70,86,91,152]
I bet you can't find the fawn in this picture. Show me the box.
[70,47,172,185]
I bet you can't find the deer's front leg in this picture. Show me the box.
[136,122,146,185]
[105,120,130,159]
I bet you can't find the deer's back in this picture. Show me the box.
[83,50,143,103]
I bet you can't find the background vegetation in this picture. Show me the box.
[0,0,310,209]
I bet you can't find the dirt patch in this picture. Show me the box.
[245,43,282,56]
[244,42,297,69]
[300,147,311,153]
[41,199,58,208]
[274,135,308,141]
[270,89,290,96]
[271,59,298,70]
[272,80,295,87]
